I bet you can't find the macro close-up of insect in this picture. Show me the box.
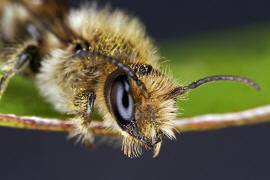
[0,0,270,180]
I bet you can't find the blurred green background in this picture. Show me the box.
[0,23,269,118]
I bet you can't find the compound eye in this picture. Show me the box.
[110,75,134,125]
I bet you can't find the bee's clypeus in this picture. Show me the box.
[0,0,260,157]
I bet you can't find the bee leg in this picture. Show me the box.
[70,92,97,148]
[81,92,97,148]
[0,44,38,100]
[82,92,96,125]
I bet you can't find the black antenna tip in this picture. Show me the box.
[167,75,261,98]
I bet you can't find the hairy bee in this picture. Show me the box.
[0,0,260,157]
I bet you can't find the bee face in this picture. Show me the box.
[104,65,178,157]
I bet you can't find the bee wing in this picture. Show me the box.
[17,0,75,43]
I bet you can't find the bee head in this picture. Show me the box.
[104,64,179,157]
[102,62,260,157]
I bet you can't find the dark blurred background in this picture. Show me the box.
[72,0,270,40]
[1,0,270,180]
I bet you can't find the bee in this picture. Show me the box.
[0,0,260,157]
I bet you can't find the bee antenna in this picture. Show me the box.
[73,50,148,97]
[167,75,261,98]
[107,57,148,98]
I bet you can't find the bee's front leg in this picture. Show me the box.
[69,91,96,147]
[82,92,96,125]
[0,42,38,100]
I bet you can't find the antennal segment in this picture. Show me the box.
[107,58,148,98]
[168,75,261,98]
